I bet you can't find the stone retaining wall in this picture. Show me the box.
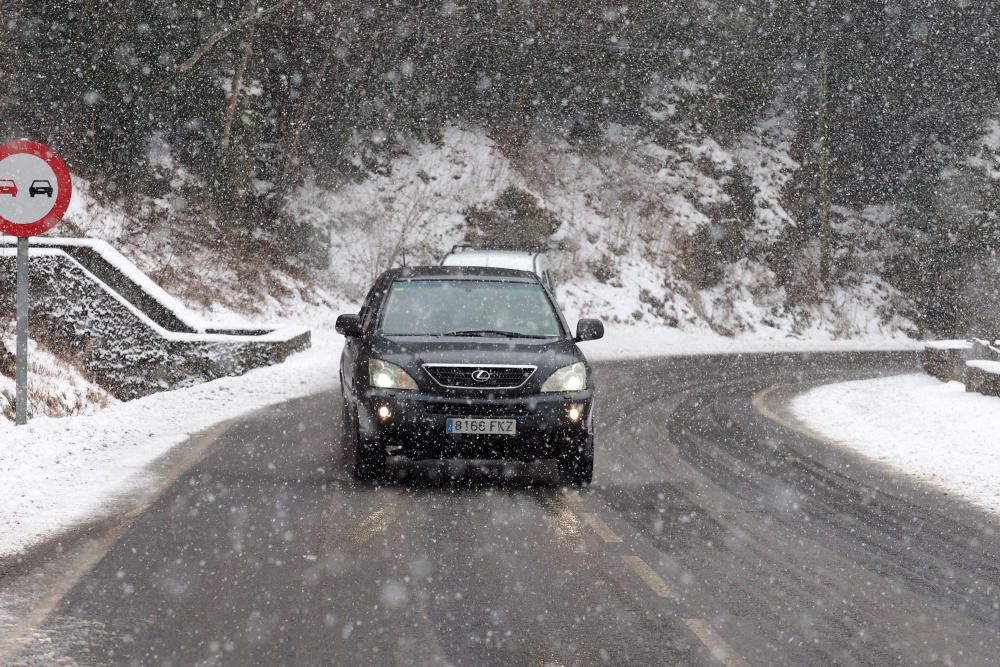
[1,250,309,400]
[923,338,1000,398]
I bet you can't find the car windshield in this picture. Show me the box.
[380,279,562,337]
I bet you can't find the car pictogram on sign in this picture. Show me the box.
[0,178,16,196]
[29,179,53,197]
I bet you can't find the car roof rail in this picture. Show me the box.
[448,243,553,256]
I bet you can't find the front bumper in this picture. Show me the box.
[357,389,593,461]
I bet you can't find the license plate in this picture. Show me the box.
[446,417,517,436]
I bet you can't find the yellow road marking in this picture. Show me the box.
[622,555,676,599]
[551,505,582,544]
[752,383,841,447]
[560,490,622,543]
[0,420,235,662]
[685,618,750,667]
[581,512,623,544]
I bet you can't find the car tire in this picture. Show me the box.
[558,436,593,486]
[340,397,354,450]
[353,439,387,482]
[346,405,386,482]
[341,395,387,482]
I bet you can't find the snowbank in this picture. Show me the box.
[966,359,1000,374]
[924,339,975,351]
[792,373,1000,514]
[0,333,112,421]
[583,324,920,359]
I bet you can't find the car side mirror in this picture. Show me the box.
[575,318,604,342]
[335,314,363,337]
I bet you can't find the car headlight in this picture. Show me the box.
[541,362,587,392]
[368,359,418,390]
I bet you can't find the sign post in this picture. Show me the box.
[0,140,72,424]
[15,236,28,424]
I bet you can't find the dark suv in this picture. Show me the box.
[336,266,604,485]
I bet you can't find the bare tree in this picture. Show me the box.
[816,0,832,285]
[175,0,291,76]
[221,0,258,162]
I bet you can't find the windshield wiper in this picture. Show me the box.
[438,329,552,339]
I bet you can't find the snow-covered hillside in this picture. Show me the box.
[12,113,914,343]
[291,122,914,338]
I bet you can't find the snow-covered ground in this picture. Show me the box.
[792,374,1000,514]
[583,324,919,359]
[1,332,112,422]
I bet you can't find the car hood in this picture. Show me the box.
[372,335,582,368]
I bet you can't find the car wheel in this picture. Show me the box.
[353,437,387,482]
[558,436,593,486]
[343,398,382,481]
[346,405,386,482]
[340,397,354,450]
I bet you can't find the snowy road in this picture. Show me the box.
[5,351,1000,666]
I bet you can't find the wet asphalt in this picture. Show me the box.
[6,351,1000,666]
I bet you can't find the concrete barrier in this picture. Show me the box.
[921,340,974,383]
[965,360,1000,398]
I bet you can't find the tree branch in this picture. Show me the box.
[221,0,257,160]
[176,0,292,75]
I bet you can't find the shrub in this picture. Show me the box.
[463,186,561,250]
[676,225,725,290]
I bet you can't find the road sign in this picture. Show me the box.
[0,140,72,424]
[0,140,72,237]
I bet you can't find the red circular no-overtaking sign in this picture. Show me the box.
[0,140,72,237]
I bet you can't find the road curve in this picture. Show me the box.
[5,351,1000,666]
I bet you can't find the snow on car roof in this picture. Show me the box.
[441,250,537,272]
[390,265,539,282]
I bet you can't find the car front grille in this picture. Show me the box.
[423,401,533,416]
[423,364,536,389]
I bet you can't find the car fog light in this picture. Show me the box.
[377,404,392,421]
[567,403,583,423]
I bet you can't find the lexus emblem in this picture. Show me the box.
[471,369,492,383]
